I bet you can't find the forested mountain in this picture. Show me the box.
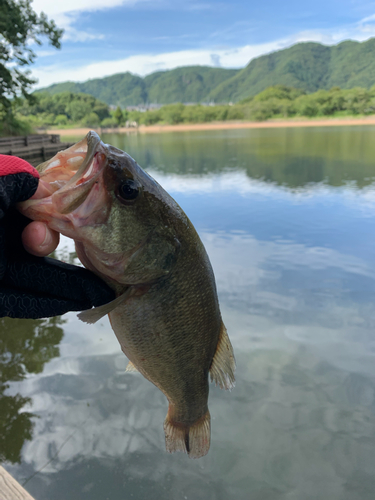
[42,72,147,107]
[208,39,375,102]
[39,38,375,106]
[42,67,238,107]
[143,67,238,103]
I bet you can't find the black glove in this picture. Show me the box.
[0,154,115,319]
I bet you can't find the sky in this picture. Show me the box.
[30,0,375,88]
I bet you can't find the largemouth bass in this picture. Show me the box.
[18,131,235,458]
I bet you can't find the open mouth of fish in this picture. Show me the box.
[19,131,110,232]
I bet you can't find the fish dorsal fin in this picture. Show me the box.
[77,287,133,324]
[125,361,139,373]
[209,321,236,390]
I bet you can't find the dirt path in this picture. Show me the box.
[46,116,375,137]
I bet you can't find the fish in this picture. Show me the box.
[18,131,235,458]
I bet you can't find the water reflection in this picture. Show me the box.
[3,127,375,500]
[0,317,64,463]
[102,126,375,188]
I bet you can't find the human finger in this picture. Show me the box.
[22,221,60,257]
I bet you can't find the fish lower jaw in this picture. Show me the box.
[22,208,91,242]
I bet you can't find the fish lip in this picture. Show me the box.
[52,131,103,195]
[52,150,107,215]
[20,131,108,217]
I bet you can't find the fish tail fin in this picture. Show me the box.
[210,321,236,390]
[164,409,211,459]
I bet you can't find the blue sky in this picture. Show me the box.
[31,0,375,88]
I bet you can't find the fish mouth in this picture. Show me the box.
[18,131,110,232]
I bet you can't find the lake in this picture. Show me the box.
[2,126,375,500]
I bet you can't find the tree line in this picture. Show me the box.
[132,85,375,124]
[16,85,375,124]
[2,84,375,136]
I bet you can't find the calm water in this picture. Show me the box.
[3,126,375,500]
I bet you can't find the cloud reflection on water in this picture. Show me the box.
[4,141,375,499]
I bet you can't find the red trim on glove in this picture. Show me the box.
[0,154,39,179]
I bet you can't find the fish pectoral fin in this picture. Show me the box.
[77,287,133,324]
[209,321,236,390]
[125,361,139,373]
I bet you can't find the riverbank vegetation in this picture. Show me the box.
[133,85,375,124]
[3,84,375,136]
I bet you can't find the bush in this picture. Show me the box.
[226,105,245,120]
[127,110,142,123]
[181,105,215,123]
[93,104,110,121]
[21,114,45,128]
[160,103,184,124]
[0,108,34,136]
[246,102,273,121]
[42,113,57,125]
[81,112,100,127]
[54,114,68,125]
[215,105,229,121]
[253,85,305,102]
[139,109,162,125]
[101,117,118,128]
[294,96,319,117]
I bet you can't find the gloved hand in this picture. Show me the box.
[0,154,115,319]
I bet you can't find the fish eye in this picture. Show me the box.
[116,179,141,204]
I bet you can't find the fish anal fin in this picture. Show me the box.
[164,409,210,459]
[209,321,236,390]
[125,361,139,373]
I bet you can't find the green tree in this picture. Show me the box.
[15,91,111,128]
[54,114,68,125]
[93,103,110,121]
[81,111,100,127]
[66,100,91,122]
[160,103,184,124]
[101,116,117,128]
[140,108,161,125]
[0,106,32,135]
[0,0,63,110]
[113,106,123,125]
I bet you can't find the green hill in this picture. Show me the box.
[208,39,375,102]
[43,72,147,107]
[41,66,238,107]
[39,38,375,106]
[144,66,238,104]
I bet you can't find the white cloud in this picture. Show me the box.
[62,23,106,42]
[32,0,142,42]
[32,0,136,16]
[359,13,375,24]
[33,50,57,58]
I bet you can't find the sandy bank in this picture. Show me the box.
[46,116,375,137]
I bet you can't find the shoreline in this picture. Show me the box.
[46,116,375,137]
